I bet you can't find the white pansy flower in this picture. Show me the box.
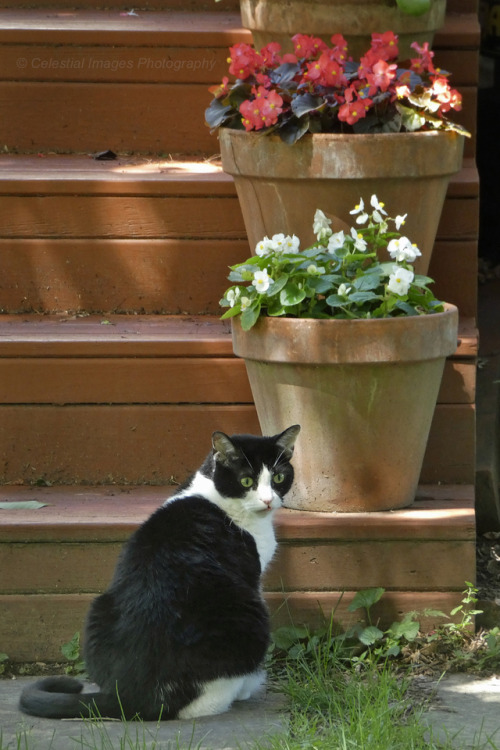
[252,268,271,293]
[338,283,351,297]
[240,296,251,311]
[327,230,345,254]
[307,264,326,275]
[387,237,422,263]
[284,234,300,253]
[313,209,332,240]
[350,227,367,252]
[226,288,241,307]
[387,266,414,296]
[370,194,388,216]
[395,214,407,230]
[255,236,277,257]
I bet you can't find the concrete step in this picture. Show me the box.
[0,11,479,154]
[0,154,479,316]
[0,483,476,662]
[0,313,478,485]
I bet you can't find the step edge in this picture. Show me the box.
[0,484,475,542]
[0,314,478,358]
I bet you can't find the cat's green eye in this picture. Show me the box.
[240,477,254,488]
[273,473,285,484]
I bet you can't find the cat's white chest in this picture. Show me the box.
[171,472,278,573]
[240,513,277,573]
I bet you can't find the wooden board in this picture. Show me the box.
[0,589,472,662]
[0,238,249,315]
[0,403,476,484]
[0,357,476,405]
[0,82,478,156]
[0,538,475,594]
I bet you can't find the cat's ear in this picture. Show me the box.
[275,424,301,459]
[212,431,240,467]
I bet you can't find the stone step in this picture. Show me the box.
[0,154,479,316]
[0,483,476,662]
[0,11,479,154]
[0,313,477,485]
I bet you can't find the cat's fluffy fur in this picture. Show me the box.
[19,425,300,721]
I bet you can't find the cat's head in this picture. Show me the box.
[210,425,300,514]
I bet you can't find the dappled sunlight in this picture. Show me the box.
[112,159,222,175]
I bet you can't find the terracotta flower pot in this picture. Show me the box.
[219,129,464,276]
[239,0,447,58]
[232,304,458,512]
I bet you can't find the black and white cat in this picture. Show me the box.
[19,425,300,721]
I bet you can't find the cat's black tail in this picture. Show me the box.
[19,676,123,719]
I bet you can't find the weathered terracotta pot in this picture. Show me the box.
[240,0,447,58]
[232,304,458,512]
[220,129,464,276]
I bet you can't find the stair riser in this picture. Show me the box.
[1,539,476,595]
[0,589,468,663]
[1,45,478,86]
[1,82,219,154]
[0,403,475,485]
[0,359,475,406]
[0,82,477,155]
[0,238,477,316]
[0,239,247,315]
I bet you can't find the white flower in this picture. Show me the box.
[370,194,388,216]
[338,283,351,298]
[240,296,251,311]
[252,268,271,293]
[284,234,300,253]
[307,264,326,275]
[313,209,332,240]
[387,237,422,263]
[350,227,367,252]
[350,198,368,224]
[327,230,345,254]
[350,198,364,215]
[271,233,287,253]
[395,214,407,230]
[226,288,240,307]
[387,266,414,296]
[255,236,280,257]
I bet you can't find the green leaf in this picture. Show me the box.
[280,282,306,307]
[359,625,384,646]
[0,501,48,510]
[352,272,382,291]
[204,99,233,129]
[271,61,300,85]
[220,305,243,320]
[271,625,309,650]
[396,103,426,131]
[240,304,261,331]
[291,93,325,118]
[348,588,386,613]
[267,275,289,297]
[278,117,310,145]
[389,619,420,641]
[325,294,345,309]
[61,632,80,662]
[288,643,306,659]
[396,0,431,16]
[348,291,379,304]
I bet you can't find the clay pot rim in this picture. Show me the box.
[232,302,459,364]
[219,128,465,180]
